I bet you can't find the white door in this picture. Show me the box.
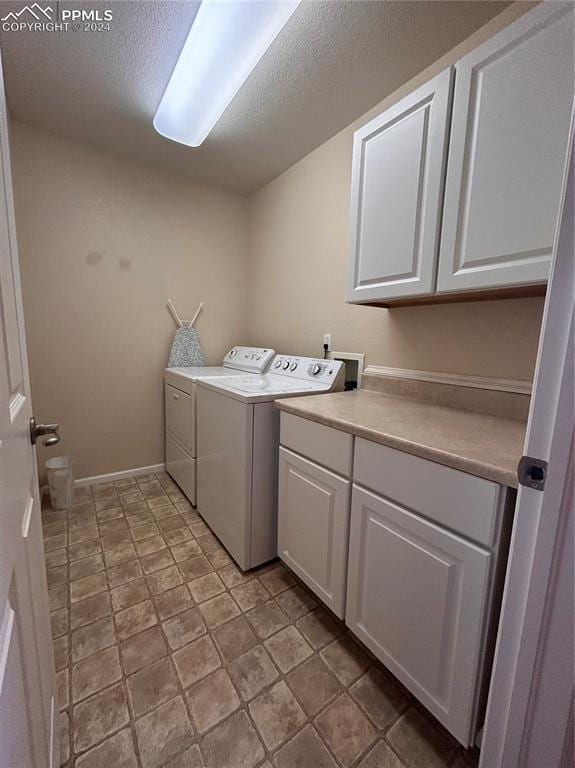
[437,3,574,293]
[479,111,574,768]
[347,68,453,303]
[278,447,350,618]
[346,485,491,746]
[0,54,58,768]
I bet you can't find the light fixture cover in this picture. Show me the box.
[154,0,301,148]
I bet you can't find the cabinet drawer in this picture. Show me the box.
[353,438,501,547]
[165,383,194,453]
[165,434,196,505]
[280,412,353,477]
[346,485,491,745]
[278,447,350,618]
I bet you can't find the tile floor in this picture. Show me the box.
[44,470,480,768]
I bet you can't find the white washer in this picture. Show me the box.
[164,346,275,505]
[196,356,345,570]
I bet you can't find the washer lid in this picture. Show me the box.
[197,374,331,403]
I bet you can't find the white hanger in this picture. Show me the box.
[167,299,203,329]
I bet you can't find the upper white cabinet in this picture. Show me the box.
[437,3,574,293]
[347,3,574,304]
[347,69,454,302]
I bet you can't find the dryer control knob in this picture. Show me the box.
[274,360,282,368]
[290,361,298,371]
[282,360,291,370]
[312,363,322,376]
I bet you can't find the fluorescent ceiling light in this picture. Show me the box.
[154,0,301,148]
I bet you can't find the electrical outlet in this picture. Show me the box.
[323,333,332,350]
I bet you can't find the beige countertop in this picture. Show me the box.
[276,389,527,487]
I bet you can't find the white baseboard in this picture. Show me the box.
[74,463,166,487]
[363,365,532,395]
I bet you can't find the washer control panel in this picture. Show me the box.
[269,356,344,386]
[223,347,275,373]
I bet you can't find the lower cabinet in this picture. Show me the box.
[346,485,492,745]
[278,447,350,618]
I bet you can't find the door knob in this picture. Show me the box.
[29,417,60,447]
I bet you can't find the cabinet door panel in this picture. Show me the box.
[438,4,574,292]
[278,448,350,618]
[165,383,194,453]
[346,485,491,745]
[347,68,453,302]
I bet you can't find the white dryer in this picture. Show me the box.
[196,356,344,570]
[164,346,275,505]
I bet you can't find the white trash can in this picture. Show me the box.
[45,457,75,510]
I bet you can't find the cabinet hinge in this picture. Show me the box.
[518,455,548,491]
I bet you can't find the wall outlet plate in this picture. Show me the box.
[323,333,332,350]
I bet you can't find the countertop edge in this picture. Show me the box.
[276,399,519,488]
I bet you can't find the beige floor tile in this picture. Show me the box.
[206,548,233,569]
[162,744,204,768]
[75,728,138,768]
[147,494,171,510]
[186,668,240,733]
[246,600,289,639]
[264,625,313,673]
[316,693,376,767]
[72,646,122,702]
[188,572,225,603]
[51,607,68,638]
[59,711,70,765]
[172,634,221,688]
[125,507,154,524]
[140,547,174,574]
[274,724,338,768]
[213,615,257,663]
[164,527,194,547]
[190,520,210,538]
[258,564,296,596]
[130,521,160,541]
[276,585,318,621]
[163,606,206,650]
[73,681,129,753]
[229,645,279,702]
[53,635,69,671]
[178,554,213,581]
[297,608,343,650]
[358,740,407,768]
[155,584,194,620]
[46,548,67,569]
[153,507,181,524]
[135,695,194,768]
[387,708,455,768]
[99,518,129,537]
[104,541,138,568]
[45,533,68,552]
[107,558,143,588]
[287,655,341,716]
[350,667,408,729]
[201,710,264,768]
[71,616,116,662]
[115,599,158,640]
[127,656,180,717]
[121,624,167,675]
[96,507,124,523]
[47,566,67,588]
[71,591,112,630]
[111,577,150,612]
[69,525,99,545]
[49,585,67,611]
[101,530,132,552]
[231,580,270,612]
[218,563,254,589]
[69,553,104,582]
[95,497,120,513]
[121,491,145,506]
[57,668,69,711]
[320,634,370,686]
[70,571,107,603]
[199,592,240,629]
[136,534,167,557]
[170,539,202,562]
[147,564,183,594]
[69,540,102,563]
[249,679,306,750]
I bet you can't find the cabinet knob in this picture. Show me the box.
[172,394,180,400]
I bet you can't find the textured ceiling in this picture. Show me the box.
[0,0,509,194]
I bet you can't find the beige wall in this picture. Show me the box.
[12,122,249,480]
[247,1,544,381]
